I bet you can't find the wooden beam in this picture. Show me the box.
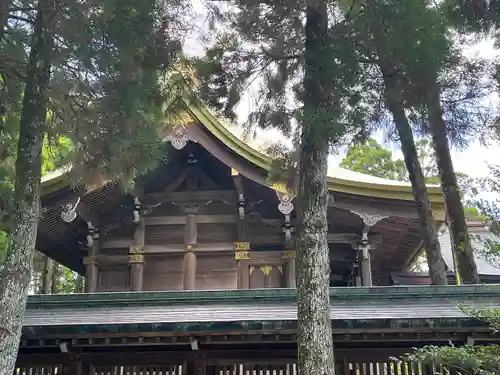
[76,202,99,225]
[142,190,237,205]
[101,238,132,249]
[101,233,379,250]
[145,243,235,253]
[327,233,382,244]
[144,214,238,226]
[165,167,192,192]
[329,200,418,220]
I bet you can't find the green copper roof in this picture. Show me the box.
[39,92,445,219]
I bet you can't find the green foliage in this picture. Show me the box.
[405,343,500,375]
[0,0,190,264]
[193,2,374,146]
[405,307,500,375]
[340,138,407,180]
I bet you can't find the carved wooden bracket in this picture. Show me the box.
[260,265,273,276]
[133,197,141,223]
[350,211,388,227]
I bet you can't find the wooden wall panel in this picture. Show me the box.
[249,265,283,289]
[145,225,185,245]
[143,254,184,291]
[196,253,237,290]
[198,223,236,243]
[148,203,184,216]
[199,201,235,215]
[100,247,129,256]
[97,266,130,292]
[248,223,282,244]
[106,226,134,239]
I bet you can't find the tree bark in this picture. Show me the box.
[41,256,53,294]
[296,1,335,375]
[426,83,480,284]
[0,1,55,373]
[0,0,11,44]
[382,68,448,285]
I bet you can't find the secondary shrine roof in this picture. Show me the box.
[22,285,499,337]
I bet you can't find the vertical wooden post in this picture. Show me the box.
[183,211,197,290]
[232,169,250,289]
[84,238,99,293]
[130,219,145,291]
[360,246,372,287]
[185,356,207,375]
[282,251,296,288]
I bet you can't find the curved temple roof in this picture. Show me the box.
[40,94,445,217]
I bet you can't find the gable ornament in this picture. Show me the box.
[165,124,198,150]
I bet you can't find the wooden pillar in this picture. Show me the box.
[232,169,250,290]
[84,236,99,293]
[282,251,296,288]
[360,246,372,287]
[235,245,250,290]
[183,211,197,290]
[185,356,207,375]
[129,219,145,291]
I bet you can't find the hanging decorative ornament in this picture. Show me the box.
[165,124,197,150]
[276,190,295,215]
[60,197,81,223]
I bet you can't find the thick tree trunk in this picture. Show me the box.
[296,2,335,375]
[382,69,448,285]
[0,0,11,44]
[426,83,480,284]
[0,1,55,373]
[41,256,53,294]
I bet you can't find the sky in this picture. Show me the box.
[182,2,500,183]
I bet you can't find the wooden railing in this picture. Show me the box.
[92,365,184,375]
[14,350,447,375]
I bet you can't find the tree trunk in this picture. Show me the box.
[41,256,53,294]
[426,83,480,284]
[382,68,448,285]
[0,0,11,44]
[0,1,55,373]
[296,2,335,375]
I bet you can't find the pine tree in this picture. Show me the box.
[0,0,56,370]
[0,0,189,372]
[194,2,375,374]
